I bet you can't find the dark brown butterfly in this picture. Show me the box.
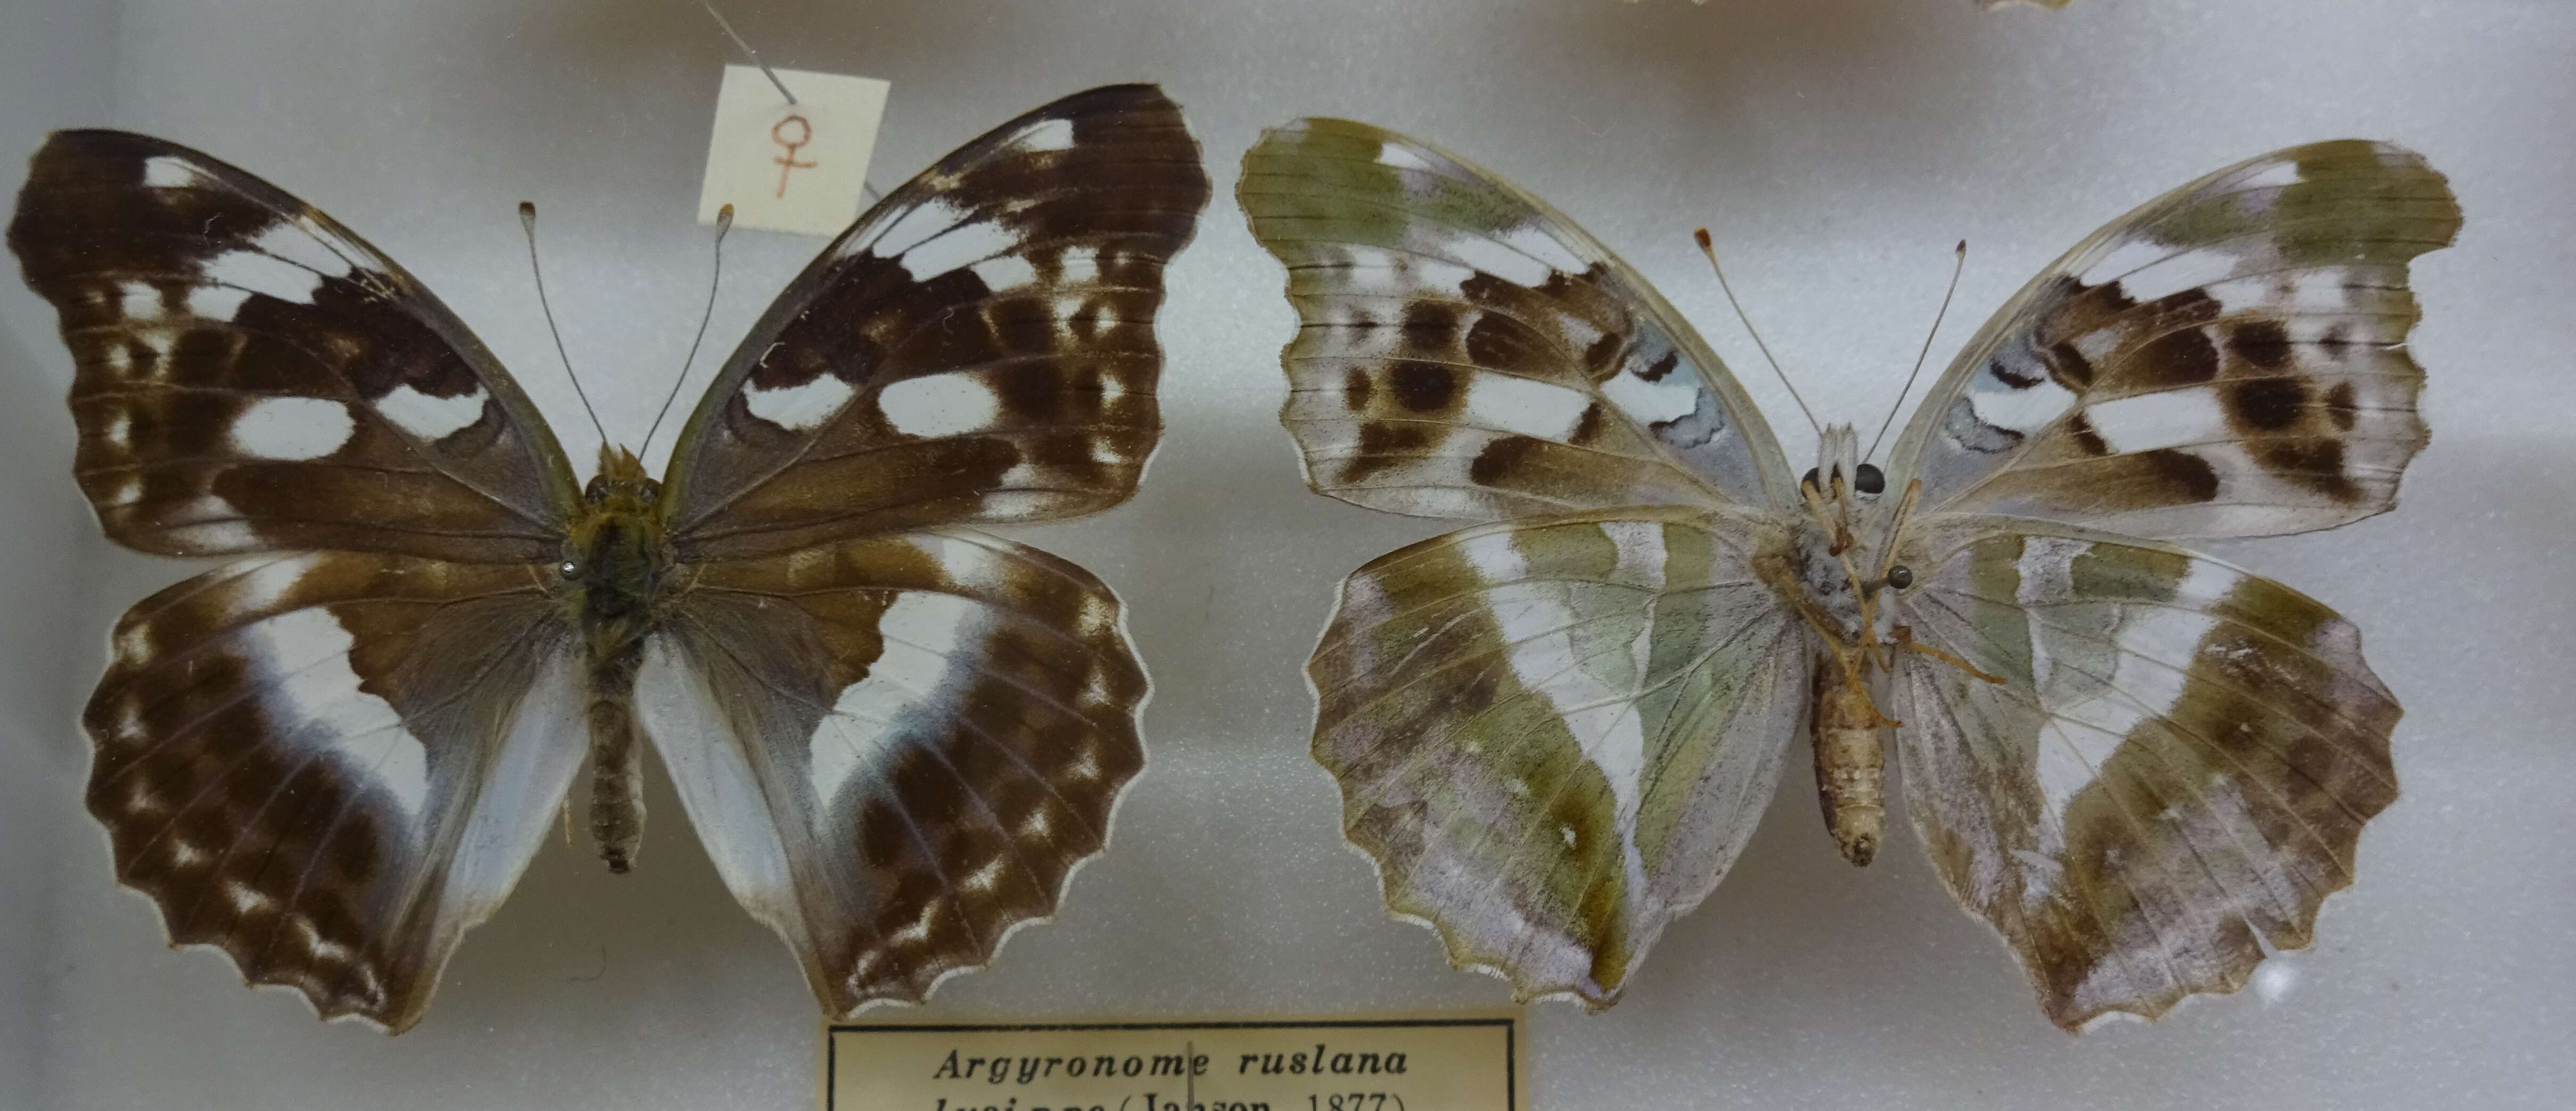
[8,84,1209,1032]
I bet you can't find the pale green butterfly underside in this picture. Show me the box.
[1239,118,2458,1030]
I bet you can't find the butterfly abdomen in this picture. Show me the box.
[1812,656,1885,867]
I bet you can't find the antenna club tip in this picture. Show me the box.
[717,203,736,226]
[517,201,537,226]
[1692,227,1713,249]
[1954,238,1968,254]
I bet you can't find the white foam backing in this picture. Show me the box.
[2,0,2570,1107]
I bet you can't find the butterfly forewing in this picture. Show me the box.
[660,84,1210,560]
[635,529,1147,1012]
[10,130,580,562]
[1884,141,2460,540]
[1239,118,1798,521]
[84,552,581,1031]
[1311,508,1808,1006]
[1886,516,2400,1029]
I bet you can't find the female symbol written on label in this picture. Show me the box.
[770,114,818,199]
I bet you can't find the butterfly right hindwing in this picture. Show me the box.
[1312,507,1809,1006]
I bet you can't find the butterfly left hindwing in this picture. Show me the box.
[1245,120,2451,1028]
[641,83,1206,1011]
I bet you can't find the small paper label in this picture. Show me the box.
[821,1013,1522,1111]
[698,64,890,236]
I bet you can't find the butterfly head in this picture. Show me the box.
[1799,423,1886,506]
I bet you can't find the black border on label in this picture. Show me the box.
[825,1017,1517,1110]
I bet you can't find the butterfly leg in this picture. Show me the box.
[1890,624,2006,685]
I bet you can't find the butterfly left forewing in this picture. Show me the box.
[1882,141,2459,541]
[659,84,1210,561]
[1885,514,2399,1029]
[86,550,583,1031]
[634,529,1145,1011]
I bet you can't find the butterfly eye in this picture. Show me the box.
[1801,466,1821,490]
[558,560,580,579]
[1886,565,1913,590]
[1854,464,1886,495]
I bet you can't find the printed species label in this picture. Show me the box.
[698,64,890,236]
[822,1014,1522,1111]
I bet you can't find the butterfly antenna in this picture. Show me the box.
[641,205,735,458]
[1866,240,1968,462]
[1695,228,1820,437]
[519,202,611,449]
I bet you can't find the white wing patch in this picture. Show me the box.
[376,384,487,440]
[743,374,857,432]
[141,154,200,189]
[898,220,1022,282]
[242,607,433,822]
[231,396,356,460]
[1011,118,1076,153]
[2084,388,2231,455]
[1463,373,1593,441]
[875,374,1001,439]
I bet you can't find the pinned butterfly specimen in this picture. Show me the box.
[1240,119,2455,1028]
[9,84,1209,1032]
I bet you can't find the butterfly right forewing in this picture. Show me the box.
[10,130,581,562]
[1239,117,1800,519]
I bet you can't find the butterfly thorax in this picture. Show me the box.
[562,446,674,656]
[562,444,671,874]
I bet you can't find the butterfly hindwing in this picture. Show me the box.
[660,84,1211,560]
[84,552,582,1031]
[9,130,580,562]
[635,529,1146,1011]
[1887,515,2400,1029]
[1311,508,1810,1005]
[1884,141,2460,540]
[1239,118,1798,520]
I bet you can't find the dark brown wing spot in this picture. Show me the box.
[2044,342,2097,390]
[2256,440,2364,502]
[1989,358,2043,390]
[1582,332,1624,377]
[2130,327,2221,389]
[2067,412,2110,456]
[2324,381,2358,431]
[1388,360,1459,413]
[1342,368,1374,412]
[2138,448,2221,502]
[2226,376,2308,433]
[1469,435,1544,486]
[1570,403,1605,445]
[1462,310,1519,368]
[1343,421,1433,483]
[2228,319,2295,371]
